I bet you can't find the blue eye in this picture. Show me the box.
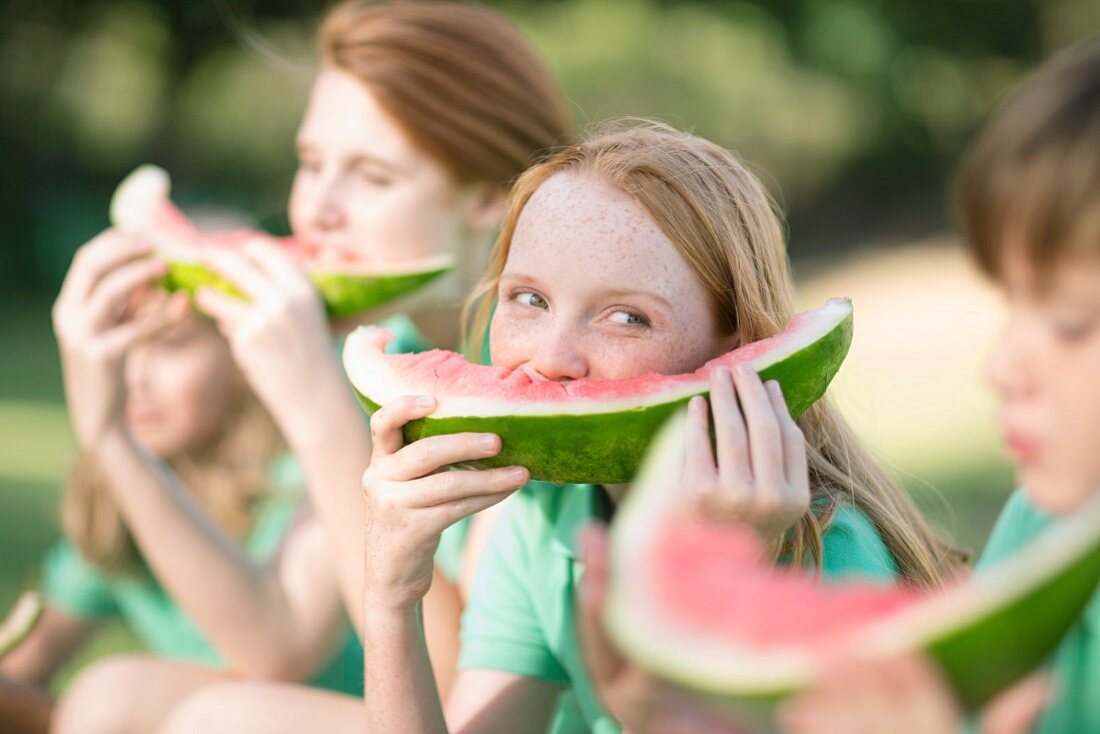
[515,291,549,309]
[609,310,649,327]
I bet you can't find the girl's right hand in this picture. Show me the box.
[52,230,187,450]
[361,396,530,611]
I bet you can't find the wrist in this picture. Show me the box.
[283,370,370,452]
[88,422,138,457]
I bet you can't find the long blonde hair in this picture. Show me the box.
[61,335,285,575]
[465,122,958,587]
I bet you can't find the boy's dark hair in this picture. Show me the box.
[957,39,1100,279]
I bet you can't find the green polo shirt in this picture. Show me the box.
[42,455,363,694]
[976,489,1100,732]
[459,482,901,733]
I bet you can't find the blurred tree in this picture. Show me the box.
[0,0,1096,292]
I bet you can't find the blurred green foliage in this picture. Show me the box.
[2,0,1098,293]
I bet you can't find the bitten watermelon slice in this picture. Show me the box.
[0,592,43,660]
[343,299,853,484]
[109,165,454,318]
[604,410,1100,717]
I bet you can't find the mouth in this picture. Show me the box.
[1003,429,1040,463]
[126,405,162,427]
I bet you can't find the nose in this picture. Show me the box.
[311,176,348,232]
[523,324,588,382]
[984,314,1033,400]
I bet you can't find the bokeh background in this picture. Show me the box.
[2,0,1098,687]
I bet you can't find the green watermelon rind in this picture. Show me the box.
[604,410,1100,715]
[353,305,853,485]
[161,259,453,319]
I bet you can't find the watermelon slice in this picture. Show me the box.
[0,592,43,660]
[109,165,454,318]
[343,298,853,484]
[604,410,1100,718]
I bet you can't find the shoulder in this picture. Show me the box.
[977,488,1055,572]
[819,504,901,582]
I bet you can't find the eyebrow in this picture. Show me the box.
[600,287,673,312]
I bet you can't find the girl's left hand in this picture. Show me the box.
[577,524,750,734]
[683,365,810,547]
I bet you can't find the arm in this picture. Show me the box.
[0,606,97,689]
[358,395,530,733]
[194,241,379,636]
[52,232,347,681]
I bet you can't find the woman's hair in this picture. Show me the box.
[61,354,285,575]
[465,121,958,587]
[957,39,1100,278]
[320,0,574,188]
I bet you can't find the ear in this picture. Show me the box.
[464,185,508,234]
[721,329,742,352]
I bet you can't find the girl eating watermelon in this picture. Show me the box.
[779,38,1100,734]
[350,121,960,733]
[2,3,572,733]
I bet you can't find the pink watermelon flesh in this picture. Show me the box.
[352,306,828,407]
[135,193,369,270]
[652,518,920,652]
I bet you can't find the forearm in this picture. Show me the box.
[278,365,373,635]
[362,603,448,734]
[93,430,314,678]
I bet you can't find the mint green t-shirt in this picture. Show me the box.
[976,489,1100,732]
[42,456,363,694]
[458,482,901,733]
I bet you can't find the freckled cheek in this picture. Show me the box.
[489,316,538,368]
[584,339,683,380]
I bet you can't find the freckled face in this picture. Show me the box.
[489,172,735,381]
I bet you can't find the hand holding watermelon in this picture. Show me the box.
[52,231,189,450]
[683,366,809,550]
[360,395,530,611]
[194,238,344,442]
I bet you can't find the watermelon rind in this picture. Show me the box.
[158,257,454,319]
[343,299,853,484]
[604,410,1100,714]
[0,592,43,660]
[108,165,454,318]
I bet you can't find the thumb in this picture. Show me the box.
[981,672,1052,734]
